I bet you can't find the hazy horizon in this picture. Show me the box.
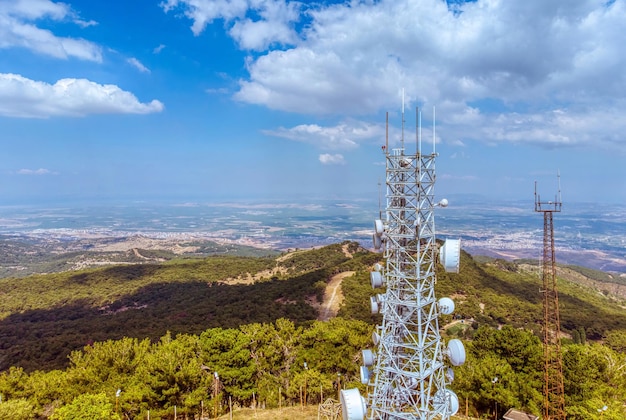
[2,196,625,273]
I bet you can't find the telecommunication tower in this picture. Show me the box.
[341,104,464,420]
[534,177,566,420]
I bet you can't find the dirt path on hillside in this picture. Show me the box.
[341,243,354,259]
[319,271,354,321]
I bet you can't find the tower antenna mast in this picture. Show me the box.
[535,173,566,420]
[341,104,464,419]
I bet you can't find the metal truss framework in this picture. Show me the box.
[535,184,566,420]
[367,147,451,419]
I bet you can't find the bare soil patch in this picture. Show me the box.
[318,271,354,321]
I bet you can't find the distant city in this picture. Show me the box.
[1,196,625,273]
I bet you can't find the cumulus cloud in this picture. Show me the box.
[0,73,164,118]
[319,153,345,165]
[162,0,626,150]
[161,0,300,50]
[0,0,102,61]
[74,18,97,28]
[127,57,150,73]
[235,0,626,115]
[264,120,384,150]
[16,168,55,175]
[440,174,478,181]
[436,103,626,149]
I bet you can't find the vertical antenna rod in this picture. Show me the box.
[416,106,419,155]
[401,88,405,151]
[419,108,422,156]
[386,112,389,152]
[433,106,436,154]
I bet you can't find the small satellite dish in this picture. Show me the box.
[362,349,375,366]
[376,293,386,304]
[374,219,384,236]
[439,198,449,207]
[438,297,455,315]
[340,389,367,420]
[372,331,380,345]
[370,296,379,314]
[439,239,461,273]
[447,389,460,415]
[373,263,383,272]
[446,367,455,382]
[399,157,412,167]
[373,233,382,250]
[435,389,459,416]
[447,339,466,366]
[370,271,383,288]
[359,366,370,384]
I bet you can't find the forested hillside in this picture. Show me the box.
[0,241,373,371]
[0,241,625,419]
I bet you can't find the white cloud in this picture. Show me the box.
[228,0,300,50]
[161,0,300,50]
[439,174,478,181]
[0,73,165,118]
[127,57,150,73]
[153,44,166,54]
[235,0,626,114]
[162,0,626,150]
[319,153,345,165]
[436,103,626,149]
[74,18,97,28]
[16,168,55,175]
[206,87,229,95]
[1,0,68,20]
[264,120,383,150]
[450,151,469,159]
[0,0,102,61]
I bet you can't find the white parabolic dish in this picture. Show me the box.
[448,338,466,366]
[370,296,379,314]
[370,271,383,288]
[435,389,460,416]
[447,389,460,415]
[374,219,384,236]
[340,388,367,420]
[359,365,370,384]
[372,233,382,250]
[440,239,461,273]
[362,349,375,366]
[438,297,455,315]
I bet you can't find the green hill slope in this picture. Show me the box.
[1,242,626,419]
[435,251,626,339]
[2,242,626,371]
[0,241,375,371]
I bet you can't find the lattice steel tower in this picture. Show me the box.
[535,178,566,420]
[341,106,464,420]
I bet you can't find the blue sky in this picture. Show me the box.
[1,0,625,205]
